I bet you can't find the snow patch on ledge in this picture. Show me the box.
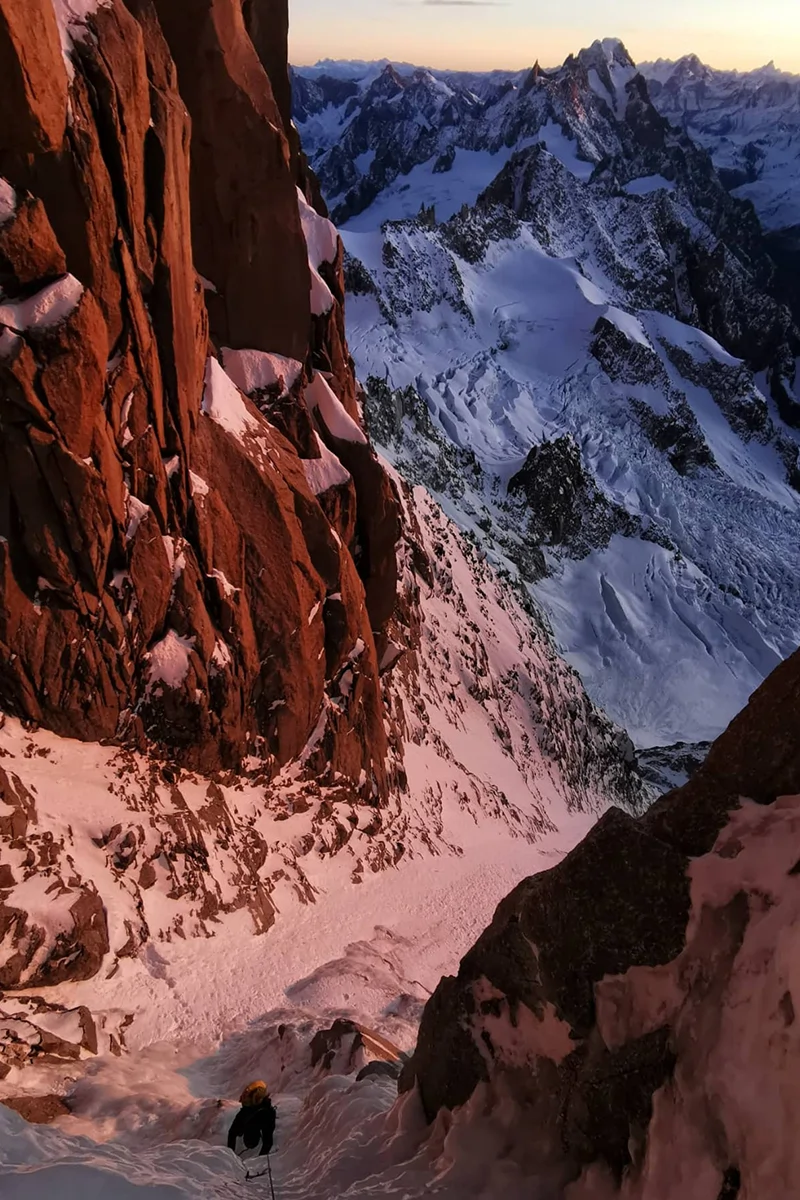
[51,0,113,79]
[297,188,339,270]
[303,433,352,495]
[201,357,260,441]
[221,347,303,397]
[297,188,339,316]
[310,266,335,316]
[208,568,238,599]
[0,179,17,227]
[125,495,150,542]
[306,373,367,445]
[0,275,83,334]
[210,639,232,673]
[146,630,196,691]
[189,471,209,499]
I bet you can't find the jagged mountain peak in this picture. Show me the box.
[360,62,408,100]
[578,35,636,71]
[668,51,709,76]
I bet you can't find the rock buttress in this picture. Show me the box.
[0,0,398,792]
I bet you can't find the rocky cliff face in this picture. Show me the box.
[0,0,398,788]
[400,645,800,1196]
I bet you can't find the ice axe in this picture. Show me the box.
[244,1152,277,1199]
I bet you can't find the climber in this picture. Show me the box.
[227,1081,277,1158]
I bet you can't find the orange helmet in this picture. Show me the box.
[240,1080,269,1107]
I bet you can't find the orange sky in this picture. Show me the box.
[289,2,800,74]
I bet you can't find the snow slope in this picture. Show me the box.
[0,490,622,1196]
[0,473,642,1068]
[4,792,798,1199]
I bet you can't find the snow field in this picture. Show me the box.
[343,213,800,746]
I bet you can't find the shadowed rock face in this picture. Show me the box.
[152,0,310,359]
[0,0,398,786]
[400,646,800,1190]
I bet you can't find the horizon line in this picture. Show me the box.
[288,40,800,78]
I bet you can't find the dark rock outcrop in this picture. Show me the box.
[0,0,398,793]
[152,0,310,359]
[0,993,112,1078]
[508,434,637,561]
[356,1059,401,1083]
[0,1094,71,1124]
[400,646,800,1190]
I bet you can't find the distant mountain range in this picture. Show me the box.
[291,39,800,748]
[641,55,800,232]
[293,48,800,238]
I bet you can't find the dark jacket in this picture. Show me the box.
[227,1099,276,1156]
